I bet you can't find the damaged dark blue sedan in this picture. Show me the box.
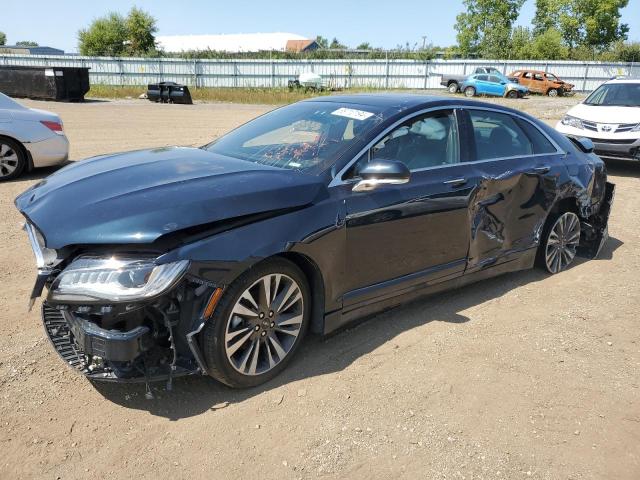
[15,95,614,389]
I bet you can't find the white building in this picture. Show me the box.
[156,32,311,53]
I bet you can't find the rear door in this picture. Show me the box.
[340,108,480,308]
[460,108,566,271]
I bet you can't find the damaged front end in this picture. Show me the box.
[33,250,221,386]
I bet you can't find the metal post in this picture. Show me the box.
[158,58,163,83]
[424,60,429,89]
[119,58,124,86]
[385,51,390,89]
[463,60,467,75]
[193,59,198,88]
[271,57,275,88]
[582,63,589,92]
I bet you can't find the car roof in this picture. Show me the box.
[303,93,532,119]
[606,77,640,84]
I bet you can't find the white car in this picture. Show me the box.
[556,77,640,162]
[0,92,69,180]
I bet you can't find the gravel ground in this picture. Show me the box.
[0,93,639,480]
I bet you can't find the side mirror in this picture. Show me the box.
[569,136,594,154]
[353,159,410,192]
[500,81,507,85]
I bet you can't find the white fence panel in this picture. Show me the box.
[1,54,639,92]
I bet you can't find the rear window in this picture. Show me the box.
[515,119,557,154]
[469,110,536,160]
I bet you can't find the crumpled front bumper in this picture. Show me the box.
[41,303,200,383]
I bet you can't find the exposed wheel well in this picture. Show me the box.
[276,252,325,335]
[0,134,32,171]
[447,80,459,86]
[549,197,580,217]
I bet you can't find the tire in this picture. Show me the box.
[0,137,27,181]
[547,88,559,97]
[202,258,310,388]
[537,211,581,274]
[464,86,476,97]
[506,90,518,99]
[447,82,459,94]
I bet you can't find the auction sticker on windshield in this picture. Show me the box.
[331,107,374,121]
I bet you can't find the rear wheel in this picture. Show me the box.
[464,86,476,97]
[447,82,459,94]
[538,211,581,274]
[547,88,559,97]
[202,258,310,388]
[0,137,26,181]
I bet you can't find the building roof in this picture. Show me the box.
[156,32,310,53]
[285,39,318,53]
[0,45,64,55]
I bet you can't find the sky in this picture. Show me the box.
[2,0,639,53]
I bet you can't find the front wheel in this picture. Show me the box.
[547,88,559,97]
[202,258,310,388]
[464,86,476,97]
[447,82,459,94]
[506,90,518,99]
[538,211,581,274]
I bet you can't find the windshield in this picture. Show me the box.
[584,83,640,107]
[204,101,385,173]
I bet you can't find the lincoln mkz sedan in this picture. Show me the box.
[15,95,614,390]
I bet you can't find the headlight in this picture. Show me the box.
[49,256,190,302]
[631,123,640,132]
[561,115,584,129]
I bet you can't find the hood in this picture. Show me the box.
[569,103,640,124]
[15,147,326,249]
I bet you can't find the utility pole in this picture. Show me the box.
[421,36,428,50]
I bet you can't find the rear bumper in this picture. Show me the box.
[25,134,69,168]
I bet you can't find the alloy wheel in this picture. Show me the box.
[224,273,304,376]
[545,212,581,274]
[0,142,19,178]
[448,83,458,94]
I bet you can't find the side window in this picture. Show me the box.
[533,73,544,81]
[352,110,459,175]
[515,118,558,154]
[476,75,489,81]
[469,110,534,160]
[489,75,502,84]
[523,72,533,79]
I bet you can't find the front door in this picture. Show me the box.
[341,109,478,308]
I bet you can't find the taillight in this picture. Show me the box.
[41,120,64,135]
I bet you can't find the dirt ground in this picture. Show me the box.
[1,93,639,480]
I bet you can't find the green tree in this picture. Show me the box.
[0,31,6,45]
[16,41,38,47]
[510,26,533,59]
[315,35,328,49]
[533,0,628,51]
[455,0,525,58]
[125,7,157,55]
[530,28,568,59]
[329,37,347,49]
[78,12,128,56]
[78,7,157,56]
[532,0,562,36]
[356,42,372,50]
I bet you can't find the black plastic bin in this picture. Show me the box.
[146,81,193,104]
[0,66,90,101]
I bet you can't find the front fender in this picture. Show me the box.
[157,198,346,313]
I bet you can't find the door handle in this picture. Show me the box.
[443,177,467,186]
[533,165,551,174]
